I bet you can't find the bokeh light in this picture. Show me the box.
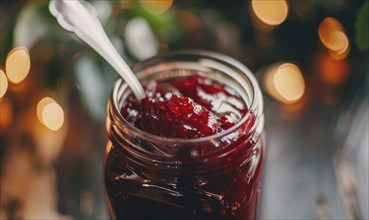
[318,17,350,60]
[274,63,305,102]
[0,69,8,98]
[37,97,55,123]
[251,0,288,26]
[263,63,305,104]
[139,0,173,14]
[318,52,349,85]
[42,102,64,131]
[5,47,31,84]
[37,97,64,131]
[0,98,13,130]
[329,43,350,60]
[125,17,158,60]
[318,17,344,47]
[328,30,349,52]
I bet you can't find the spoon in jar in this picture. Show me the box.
[49,0,145,101]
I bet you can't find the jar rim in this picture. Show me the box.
[110,50,264,144]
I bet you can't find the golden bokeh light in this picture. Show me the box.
[318,17,344,46]
[318,17,350,59]
[263,63,305,104]
[37,97,64,131]
[42,102,64,131]
[37,97,55,123]
[274,63,305,103]
[329,43,350,60]
[5,47,31,84]
[328,30,348,52]
[140,0,173,14]
[0,70,8,98]
[252,0,288,26]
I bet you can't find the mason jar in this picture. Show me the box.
[104,51,265,220]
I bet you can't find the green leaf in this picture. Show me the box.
[355,2,369,51]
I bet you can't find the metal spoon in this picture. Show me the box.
[49,0,145,100]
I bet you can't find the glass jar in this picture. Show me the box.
[104,51,265,220]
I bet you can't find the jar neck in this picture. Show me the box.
[107,50,264,174]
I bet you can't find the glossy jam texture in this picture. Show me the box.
[121,74,247,139]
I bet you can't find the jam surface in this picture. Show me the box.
[106,74,263,220]
[121,74,247,138]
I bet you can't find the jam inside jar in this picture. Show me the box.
[104,51,265,220]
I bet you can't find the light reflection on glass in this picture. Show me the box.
[5,47,31,84]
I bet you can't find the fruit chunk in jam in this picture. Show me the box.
[121,74,247,138]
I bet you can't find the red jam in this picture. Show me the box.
[121,74,247,138]
[105,74,263,220]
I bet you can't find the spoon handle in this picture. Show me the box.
[49,0,145,100]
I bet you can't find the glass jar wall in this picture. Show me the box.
[104,51,265,220]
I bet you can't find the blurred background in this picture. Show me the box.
[0,0,368,219]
